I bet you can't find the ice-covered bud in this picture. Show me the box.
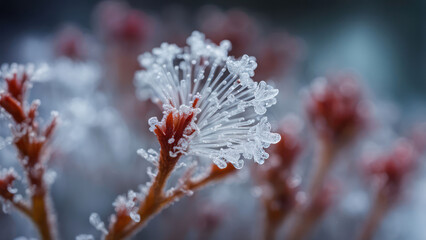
[0,168,19,201]
[305,73,368,144]
[151,102,200,159]
[135,31,280,169]
[363,139,417,196]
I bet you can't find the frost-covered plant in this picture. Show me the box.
[358,139,417,240]
[92,31,280,239]
[286,74,368,240]
[255,114,303,240]
[0,63,58,240]
[304,73,368,197]
[136,31,280,169]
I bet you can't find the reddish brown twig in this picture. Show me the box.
[0,65,58,240]
[106,163,236,240]
[105,102,237,239]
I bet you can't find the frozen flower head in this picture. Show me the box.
[54,25,88,60]
[305,73,368,144]
[135,31,281,169]
[363,139,417,196]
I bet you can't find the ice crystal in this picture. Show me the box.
[112,190,144,223]
[135,31,281,169]
[89,213,108,235]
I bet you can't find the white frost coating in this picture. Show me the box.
[89,213,108,235]
[0,63,49,83]
[112,190,144,223]
[137,148,159,166]
[134,31,281,169]
[75,235,94,240]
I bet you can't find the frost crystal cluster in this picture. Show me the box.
[135,31,281,169]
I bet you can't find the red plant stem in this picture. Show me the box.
[1,71,58,240]
[105,152,236,240]
[308,139,335,199]
[358,188,390,240]
[285,139,335,240]
[31,193,56,240]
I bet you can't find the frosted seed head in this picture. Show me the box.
[134,31,281,169]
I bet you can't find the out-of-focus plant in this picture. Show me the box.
[198,6,303,81]
[0,64,58,240]
[254,114,303,240]
[358,139,417,240]
[305,74,368,196]
[54,25,88,61]
[286,73,368,240]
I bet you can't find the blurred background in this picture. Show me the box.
[1,0,425,101]
[0,0,426,239]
